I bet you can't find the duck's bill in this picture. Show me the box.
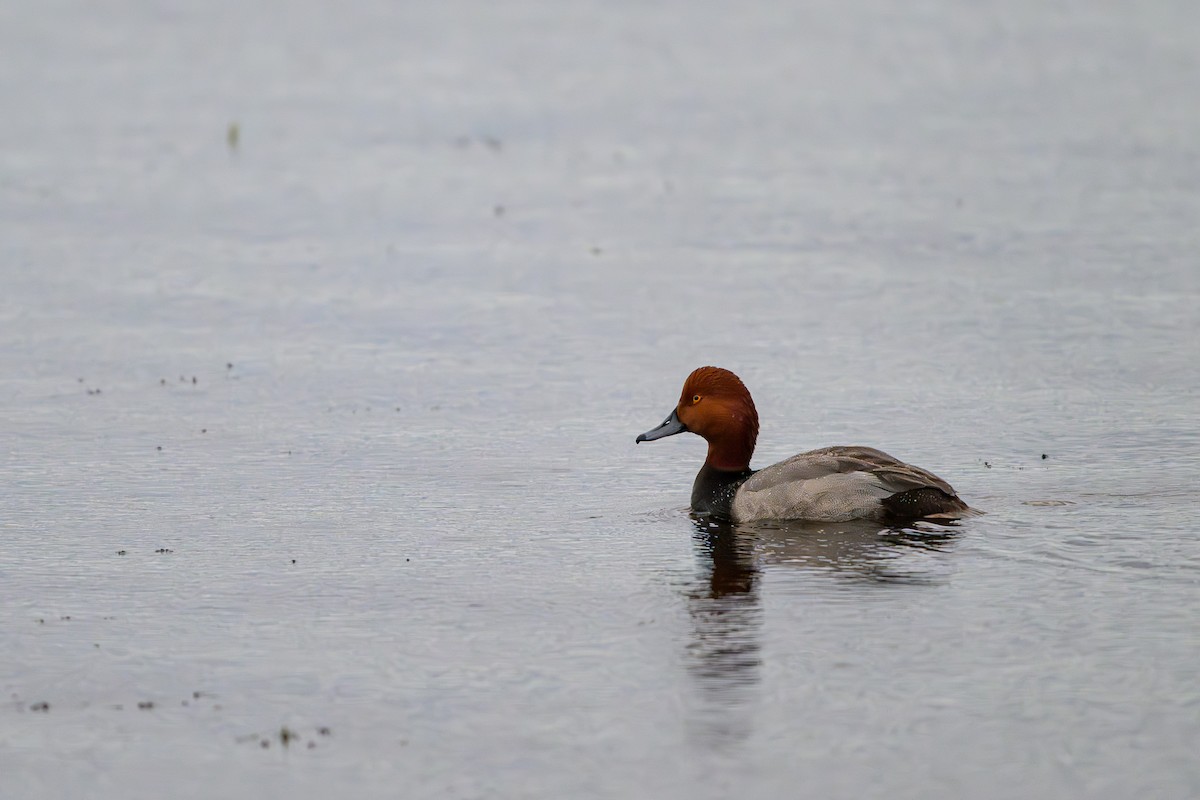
[636,409,687,443]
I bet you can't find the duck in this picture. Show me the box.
[636,366,971,523]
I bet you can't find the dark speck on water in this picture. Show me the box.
[3,2,1198,799]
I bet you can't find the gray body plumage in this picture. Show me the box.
[729,446,963,523]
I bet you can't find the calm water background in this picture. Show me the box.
[3,1,1199,798]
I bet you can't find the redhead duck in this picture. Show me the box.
[636,367,971,523]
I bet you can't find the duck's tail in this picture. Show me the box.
[882,488,980,523]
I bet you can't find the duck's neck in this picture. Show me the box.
[704,432,755,473]
[694,432,755,519]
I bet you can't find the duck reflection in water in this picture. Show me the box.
[684,515,961,746]
[686,516,763,745]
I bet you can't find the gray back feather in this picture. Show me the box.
[740,446,957,497]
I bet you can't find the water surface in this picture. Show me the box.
[3,1,1199,798]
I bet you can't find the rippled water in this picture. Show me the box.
[3,1,1199,798]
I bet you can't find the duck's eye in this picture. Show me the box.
[692,394,701,404]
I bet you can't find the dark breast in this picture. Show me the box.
[691,464,756,520]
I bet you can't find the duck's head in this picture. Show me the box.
[636,366,759,471]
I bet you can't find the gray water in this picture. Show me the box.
[3,1,1199,798]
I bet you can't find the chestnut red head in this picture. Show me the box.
[636,366,759,471]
